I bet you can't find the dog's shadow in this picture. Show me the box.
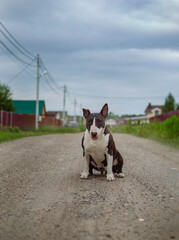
[87,170,108,181]
[82,170,124,181]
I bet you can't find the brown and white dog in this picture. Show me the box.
[81,103,124,181]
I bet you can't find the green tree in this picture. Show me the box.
[162,93,175,113]
[0,83,15,111]
[107,112,120,119]
[176,104,179,110]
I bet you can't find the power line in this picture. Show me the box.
[0,29,34,61]
[0,23,62,96]
[0,24,37,77]
[39,58,63,91]
[7,58,36,84]
[0,40,61,95]
[68,91,179,100]
[39,57,65,95]
[0,22,35,59]
[43,75,61,95]
[0,39,35,66]
[0,23,63,104]
[0,39,36,76]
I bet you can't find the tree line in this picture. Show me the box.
[0,83,179,114]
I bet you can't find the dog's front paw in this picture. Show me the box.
[80,172,89,179]
[107,174,115,181]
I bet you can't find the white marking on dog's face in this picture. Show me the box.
[89,117,104,140]
[90,117,97,133]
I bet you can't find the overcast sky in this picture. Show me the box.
[0,0,179,116]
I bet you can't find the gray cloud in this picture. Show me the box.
[0,0,179,115]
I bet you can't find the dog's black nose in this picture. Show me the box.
[91,132,97,138]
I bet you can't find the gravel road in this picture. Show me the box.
[0,133,179,240]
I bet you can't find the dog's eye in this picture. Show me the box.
[97,119,102,123]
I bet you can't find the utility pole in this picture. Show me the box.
[80,103,83,125]
[74,98,77,123]
[63,85,67,126]
[35,54,40,130]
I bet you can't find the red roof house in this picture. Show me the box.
[145,103,163,118]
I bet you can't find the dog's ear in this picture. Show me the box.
[100,103,108,118]
[83,108,91,118]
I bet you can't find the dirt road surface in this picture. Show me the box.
[0,133,179,240]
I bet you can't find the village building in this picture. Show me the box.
[0,100,61,130]
[46,111,68,126]
[145,103,163,118]
[13,100,46,117]
[106,119,116,127]
[46,111,67,119]
[123,116,149,125]
[122,103,163,125]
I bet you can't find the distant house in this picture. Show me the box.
[145,103,163,118]
[1,100,60,130]
[46,111,68,125]
[13,100,46,116]
[120,103,163,125]
[106,119,116,126]
[123,116,149,125]
[150,110,179,122]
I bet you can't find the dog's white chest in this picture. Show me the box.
[84,130,109,167]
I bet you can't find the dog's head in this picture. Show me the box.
[83,103,108,140]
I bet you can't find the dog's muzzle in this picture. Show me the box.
[91,132,98,140]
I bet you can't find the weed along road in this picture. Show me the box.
[0,133,179,240]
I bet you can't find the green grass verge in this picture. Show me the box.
[110,115,179,149]
[0,131,42,143]
[0,126,85,144]
[1,116,179,149]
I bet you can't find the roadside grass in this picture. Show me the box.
[0,126,85,144]
[1,116,179,149]
[0,131,43,143]
[110,115,179,149]
[32,125,86,134]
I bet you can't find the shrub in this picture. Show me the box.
[110,116,179,144]
[13,126,20,133]
[137,119,141,125]
[5,126,20,133]
[128,119,132,125]
[163,115,179,138]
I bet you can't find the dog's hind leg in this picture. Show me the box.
[115,151,124,178]
[89,162,93,175]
